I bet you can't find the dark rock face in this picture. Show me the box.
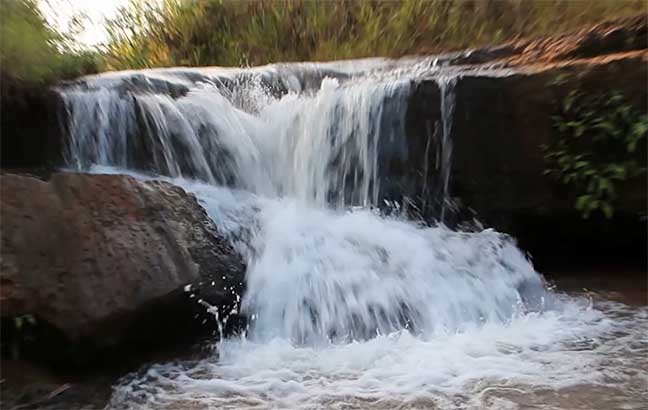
[0,80,64,172]
[0,173,245,365]
[376,80,446,219]
[403,53,647,268]
[450,56,647,268]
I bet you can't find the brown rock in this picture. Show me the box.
[0,172,245,361]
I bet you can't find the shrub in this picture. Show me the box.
[543,81,647,219]
[0,0,99,86]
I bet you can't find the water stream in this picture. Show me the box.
[58,60,647,410]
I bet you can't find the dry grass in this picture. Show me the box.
[103,0,646,70]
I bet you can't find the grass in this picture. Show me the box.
[0,0,98,86]
[103,0,647,70]
[1,0,645,80]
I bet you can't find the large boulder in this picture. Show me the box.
[0,172,245,365]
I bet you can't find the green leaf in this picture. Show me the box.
[575,195,591,210]
[598,178,610,194]
[563,91,578,111]
[14,317,23,331]
[550,73,569,86]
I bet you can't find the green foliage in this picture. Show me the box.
[543,85,647,219]
[10,314,37,359]
[103,0,645,70]
[0,0,99,86]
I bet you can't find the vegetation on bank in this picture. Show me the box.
[544,79,648,219]
[102,0,645,69]
[1,0,644,82]
[0,0,97,87]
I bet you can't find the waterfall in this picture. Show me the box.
[60,66,414,208]
[58,61,551,344]
[438,76,457,223]
[57,62,646,410]
[239,202,546,343]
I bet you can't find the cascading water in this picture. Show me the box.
[61,66,413,208]
[58,60,647,410]
[437,76,457,223]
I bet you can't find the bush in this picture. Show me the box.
[543,81,648,219]
[0,0,99,86]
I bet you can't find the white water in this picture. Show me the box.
[110,299,647,410]
[438,77,457,223]
[63,73,413,208]
[58,63,647,409]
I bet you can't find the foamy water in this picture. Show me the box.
[82,172,647,410]
[60,62,647,410]
[108,291,648,410]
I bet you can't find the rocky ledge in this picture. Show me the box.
[390,15,647,269]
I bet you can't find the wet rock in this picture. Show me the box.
[450,54,647,268]
[403,51,647,268]
[0,76,65,172]
[0,172,245,366]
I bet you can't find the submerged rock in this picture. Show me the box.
[0,172,245,366]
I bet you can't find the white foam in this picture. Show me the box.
[77,173,646,410]
[109,297,647,410]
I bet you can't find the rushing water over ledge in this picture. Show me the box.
[82,168,648,410]
[57,60,648,409]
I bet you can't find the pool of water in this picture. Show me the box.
[107,273,647,410]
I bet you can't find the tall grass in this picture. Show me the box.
[0,0,98,86]
[103,0,646,70]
